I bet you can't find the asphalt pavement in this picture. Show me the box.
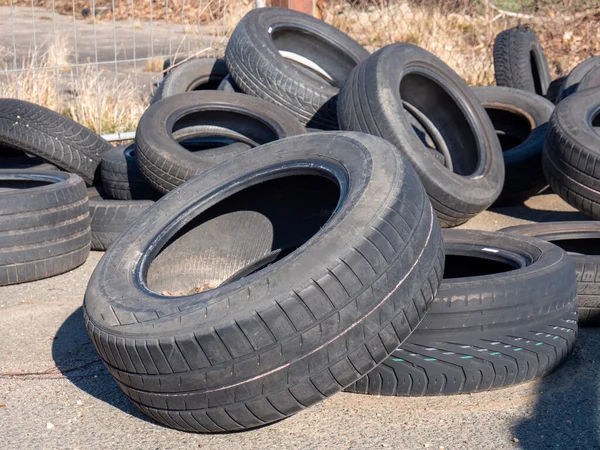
[1,192,598,450]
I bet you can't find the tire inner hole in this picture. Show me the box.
[592,110,600,135]
[443,254,519,279]
[0,178,53,192]
[145,174,340,296]
[530,50,544,96]
[484,106,532,151]
[270,26,358,88]
[172,110,278,156]
[546,237,600,256]
[400,72,480,176]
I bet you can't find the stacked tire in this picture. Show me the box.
[2,8,591,435]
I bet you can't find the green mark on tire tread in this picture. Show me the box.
[490,352,501,355]
[391,357,404,362]
[460,355,474,359]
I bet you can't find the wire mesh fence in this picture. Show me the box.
[0,0,598,135]
[322,0,600,87]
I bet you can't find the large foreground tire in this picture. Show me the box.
[136,91,307,193]
[501,221,600,325]
[100,144,159,200]
[84,132,444,432]
[472,86,553,205]
[494,26,551,96]
[225,7,369,130]
[542,87,600,219]
[557,56,600,102]
[338,43,504,227]
[0,99,111,185]
[0,171,90,285]
[347,229,577,396]
[87,187,154,251]
[151,58,229,104]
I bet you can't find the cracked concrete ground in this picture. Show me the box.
[1,193,599,450]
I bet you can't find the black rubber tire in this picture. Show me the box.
[472,86,554,206]
[542,87,600,219]
[546,76,566,104]
[347,229,577,396]
[136,91,307,193]
[100,144,159,200]
[493,26,551,96]
[501,221,600,325]
[217,74,241,93]
[87,187,153,251]
[225,7,369,130]
[578,65,600,93]
[0,171,90,285]
[557,56,600,102]
[151,58,229,104]
[0,99,111,185]
[83,131,444,432]
[338,43,504,227]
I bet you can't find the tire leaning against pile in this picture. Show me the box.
[151,58,230,104]
[135,91,307,193]
[83,131,444,432]
[0,99,111,185]
[225,7,369,130]
[542,87,600,219]
[472,86,554,206]
[338,43,504,227]
[557,56,600,102]
[502,221,600,325]
[347,229,577,396]
[493,26,551,96]
[0,171,90,285]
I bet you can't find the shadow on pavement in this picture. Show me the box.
[51,306,153,424]
[513,328,600,449]
[490,205,590,224]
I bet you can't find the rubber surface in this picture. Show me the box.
[87,187,154,251]
[151,58,229,104]
[546,76,565,104]
[347,229,577,395]
[0,99,111,185]
[217,74,241,93]
[83,131,444,432]
[557,56,600,102]
[472,86,553,205]
[100,144,159,200]
[136,91,306,193]
[338,43,504,227]
[542,87,600,219]
[225,7,369,130]
[501,221,600,325]
[0,171,90,285]
[494,26,551,96]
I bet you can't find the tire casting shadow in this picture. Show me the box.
[51,306,154,424]
[513,328,600,449]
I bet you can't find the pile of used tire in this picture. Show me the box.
[2,7,600,432]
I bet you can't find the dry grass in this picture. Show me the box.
[3,0,252,25]
[324,1,600,85]
[0,1,598,135]
[0,39,147,134]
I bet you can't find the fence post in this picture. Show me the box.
[269,0,322,18]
